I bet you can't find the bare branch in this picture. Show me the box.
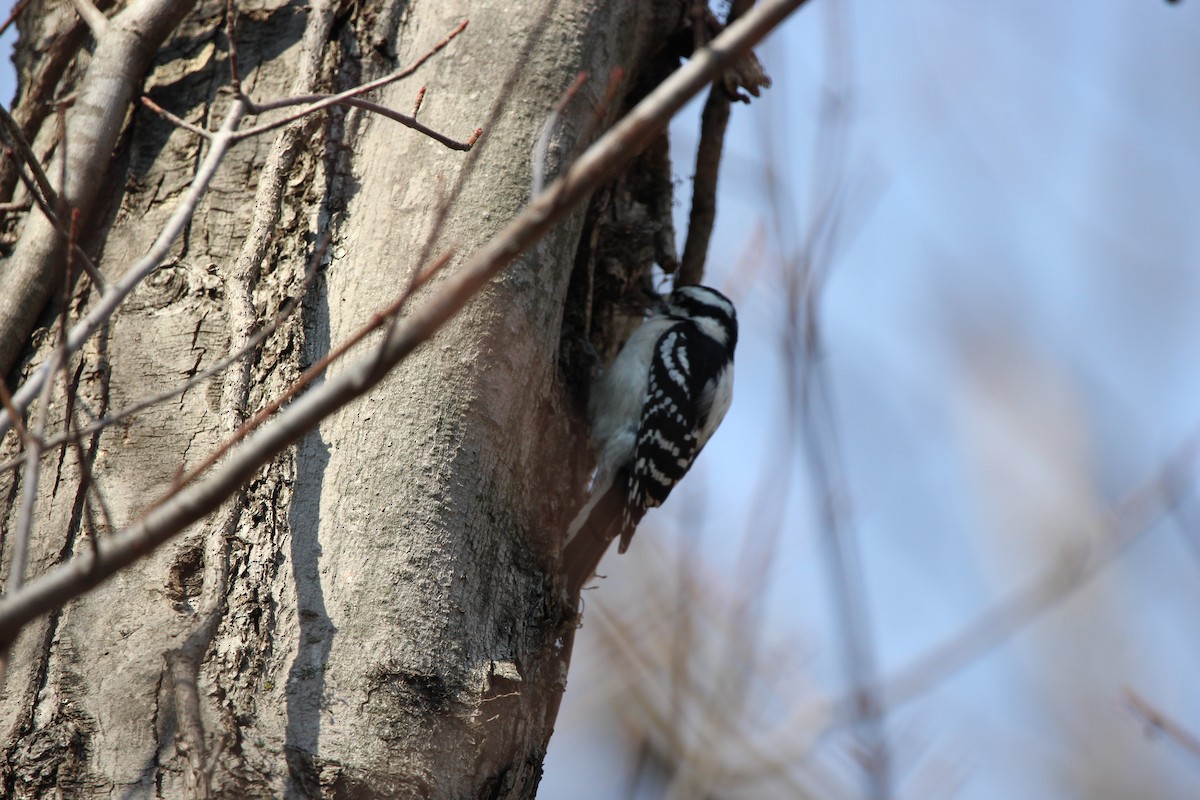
[1126,687,1200,763]
[0,0,811,648]
[139,95,213,139]
[0,109,56,206]
[10,348,60,595]
[873,435,1200,716]
[68,403,114,543]
[679,0,772,285]
[734,433,1200,766]
[224,0,242,97]
[69,0,109,37]
[678,2,739,285]
[676,86,730,285]
[0,0,32,36]
[232,20,472,145]
[0,199,31,213]
[326,96,476,151]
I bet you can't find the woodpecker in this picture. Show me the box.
[567,284,738,554]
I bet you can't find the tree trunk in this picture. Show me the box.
[0,0,682,796]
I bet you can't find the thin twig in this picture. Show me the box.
[140,96,213,139]
[550,67,624,210]
[10,348,60,594]
[225,0,241,97]
[587,68,625,147]
[0,0,810,649]
[58,208,114,548]
[0,0,32,36]
[0,10,91,208]
[144,25,475,147]
[330,96,476,151]
[0,380,31,451]
[0,109,56,204]
[1125,687,1200,763]
[69,403,114,541]
[235,20,469,140]
[2,146,107,291]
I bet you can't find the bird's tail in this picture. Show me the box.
[562,477,633,594]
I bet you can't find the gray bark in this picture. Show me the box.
[0,0,681,796]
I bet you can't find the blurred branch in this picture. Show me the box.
[8,349,59,595]
[677,0,772,286]
[710,435,1200,772]
[784,2,888,797]
[587,556,837,797]
[885,435,1198,712]
[800,342,889,798]
[1125,687,1200,764]
[532,71,589,197]
[0,0,31,35]
[807,433,1200,728]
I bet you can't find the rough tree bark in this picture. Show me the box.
[0,0,702,796]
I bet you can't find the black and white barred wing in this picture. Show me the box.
[621,327,706,552]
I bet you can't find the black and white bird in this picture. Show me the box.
[566,284,738,557]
